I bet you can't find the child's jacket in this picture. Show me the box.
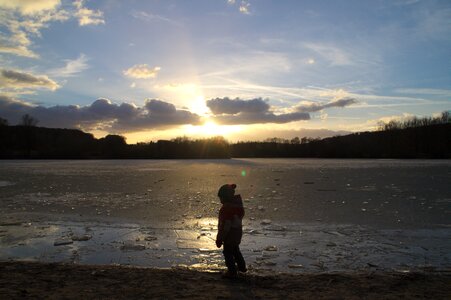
[217,194,244,246]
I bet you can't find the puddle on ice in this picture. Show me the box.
[0,181,15,187]
[1,219,450,273]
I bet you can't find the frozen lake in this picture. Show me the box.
[0,159,450,273]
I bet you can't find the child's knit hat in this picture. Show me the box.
[217,184,236,201]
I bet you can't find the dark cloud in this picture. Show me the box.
[0,69,59,90]
[212,112,310,125]
[207,97,270,115]
[296,97,357,113]
[206,97,309,125]
[0,95,201,131]
[145,99,176,114]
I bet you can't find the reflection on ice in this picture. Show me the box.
[0,181,15,187]
[1,220,450,273]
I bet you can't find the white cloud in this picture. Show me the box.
[73,0,105,26]
[239,2,251,14]
[0,6,69,58]
[0,68,59,91]
[123,64,161,79]
[0,0,60,15]
[49,53,89,77]
[226,0,251,15]
[130,10,181,26]
[304,43,353,66]
[0,44,37,58]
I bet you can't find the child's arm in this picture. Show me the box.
[216,219,232,248]
[216,219,223,247]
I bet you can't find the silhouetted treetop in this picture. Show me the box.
[0,111,449,159]
[21,114,39,127]
[378,111,450,131]
[0,117,8,126]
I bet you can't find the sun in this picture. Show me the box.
[185,120,242,137]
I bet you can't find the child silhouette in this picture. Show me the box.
[216,184,247,278]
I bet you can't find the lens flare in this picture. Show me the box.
[241,170,246,177]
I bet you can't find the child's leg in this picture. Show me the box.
[233,245,246,272]
[223,243,237,274]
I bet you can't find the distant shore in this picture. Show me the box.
[1,122,450,159]
[1,261,450,299]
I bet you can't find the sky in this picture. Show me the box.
[0,0,450,143]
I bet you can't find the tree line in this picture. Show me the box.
[0,111,449,159]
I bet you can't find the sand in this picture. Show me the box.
[1,261,450,299]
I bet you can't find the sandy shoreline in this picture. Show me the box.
[1,261,450,299]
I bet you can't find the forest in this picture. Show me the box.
[0,112,450,159]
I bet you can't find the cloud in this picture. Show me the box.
[73,0,105,26]
[145,99,176,114]
[49,53,89,77]
[0,2,69,58]
[131,10,181,26]
[395,88,451,97]
[0,1,104,58]
[207,97,310,125]
[212,111,310,125]
[207,97,270,114]
[296,97,357,113]
[0,1,104,57]
[0,44,37,58]
[0,69,59,91]
[123,64,161,79]
[226,0,251,15]
[0,96,201,131]
[239,2,251,14]
[304,43,353,66]
[0,0,60,15]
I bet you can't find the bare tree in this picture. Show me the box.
[0,117,8,126]
[21,114,39,127]
[290,136,300,144]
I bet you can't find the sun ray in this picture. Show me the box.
[185,120,242,138]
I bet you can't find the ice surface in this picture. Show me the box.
[0,159,450,273]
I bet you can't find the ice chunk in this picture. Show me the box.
[54,238,74,246]
[71,234,92,241]
[120,242,146,251]
[260,219,272,225]
[265,225,286,231]
[264,245,278,251]
[288,264,304,269]
[144,236,158,241]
